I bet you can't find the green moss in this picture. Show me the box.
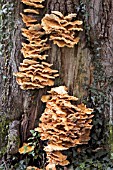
[0,116,9,158]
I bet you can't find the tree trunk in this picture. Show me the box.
[0,0,113,166]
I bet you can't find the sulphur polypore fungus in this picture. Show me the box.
[21,13,38,27]
[21,0,45,26]
[35,86,93,166]
[19,143,35,154]
[21,24,50,60]
[21,0,45,9]
[46,151,69,166]
[24,9,40,15]
[26,166,41,170]
[46,163,56,170]
[13,59,59,90]
[21,0,44,26]
[41,11,83,48]
[14,1,58,91]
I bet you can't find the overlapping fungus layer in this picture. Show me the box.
[22,0,45,8]
[14,59,59,90]
[21,0,45,15]
[20,0,51,61]
[21,0,45,27]
[21,24,50,60]
[41,11,83,48]
[46,151,69,166]
[35,86,93,166]
[14,0,59,90]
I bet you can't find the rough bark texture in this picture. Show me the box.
[0,0,113,160]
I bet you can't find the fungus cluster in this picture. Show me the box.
[41,11,83,48]
[21,13,38,27]
[14,0,59,90]
[22,0,45,13]
[21,0,45,27]
[21,24,50,60]
[19,143,35,154]
[17,1,92,169]
[35,86,93,167]
[14,59,59,90]
[20,0,50,61]
[27,166,41,170]
[46,151,69,166]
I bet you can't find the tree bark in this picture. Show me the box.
[0,0,113,163]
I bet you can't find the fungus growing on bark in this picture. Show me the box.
[35,86,93,166]
[21,27,45,41]
[26,166,41,170]
[21,24,50,60]
[21,41,50,60]
[21,0,45,26]
[13,59,59,90]
[46,151,69,166]
[24,9,40,15]
[46,163,56,170]
[21,0,45,9]
[19,143,35,154]
[21,13,38,27]
[41,11,83,47]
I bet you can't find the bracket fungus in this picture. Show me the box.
[14,0,58,91]
[41,11,83,48]
[46,151,69,166]
[21,0,44,27]
[35,86,93,166]
[13,59,59,90]
[21,0,45,26]
[46,163,56,170]
[21,13,38,27]
[21,0,45,9]
[19,143,35,154]
[21,24,50,60]
[26,166,41,170]
[24,9,40,15]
